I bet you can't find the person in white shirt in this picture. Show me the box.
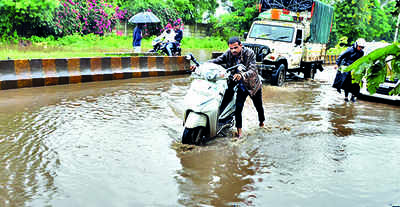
[158,27,176,56]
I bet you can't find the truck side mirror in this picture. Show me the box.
[244,32,248,39]
[295,38,302,46]
[294,29,303,46]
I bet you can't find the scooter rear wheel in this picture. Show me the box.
[182,127,205,145]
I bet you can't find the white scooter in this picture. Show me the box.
[182,54,244,145]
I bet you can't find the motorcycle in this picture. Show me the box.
[182,54,245,145]
[149,37,181,56]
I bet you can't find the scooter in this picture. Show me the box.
[149,37,181,56]
[181,54,245,145]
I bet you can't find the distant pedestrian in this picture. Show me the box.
[333,38,366,102]
[133,23,143,53]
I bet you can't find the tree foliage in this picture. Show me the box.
[117,0,218,25]
[209,0,258,38]
[0,0,129,38]
[55,0,128,36]
[0,0,217,38]
[0,0,59,37]
[332,0,397,44]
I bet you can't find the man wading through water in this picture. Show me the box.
[333,38,366,102]
[191,37,265,138]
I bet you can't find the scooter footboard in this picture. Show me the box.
[184,112,207,129]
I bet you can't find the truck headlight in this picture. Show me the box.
[266,54,275,61]
[261,48,268,55]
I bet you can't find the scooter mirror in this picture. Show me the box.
[186,53,200,67]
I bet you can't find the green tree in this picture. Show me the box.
[118,0,218,25]
[333,0,370,44]
[210,0,258,38]
[366,0,396,42]
[332,0,397,45]
[0,0,59,38]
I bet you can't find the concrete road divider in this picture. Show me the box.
[0,56,190,90]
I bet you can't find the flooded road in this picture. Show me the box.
[0,66,399,207]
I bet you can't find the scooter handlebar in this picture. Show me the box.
[226,64,245,82]
[226,64,245,74]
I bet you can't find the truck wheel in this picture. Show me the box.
[272,64,285,86]
[304,63,316,80]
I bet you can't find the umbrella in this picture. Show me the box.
[129,12,161,24]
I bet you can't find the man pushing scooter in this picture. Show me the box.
[190,37,265,138]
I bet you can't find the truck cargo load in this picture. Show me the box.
[258,0,333,44]
[260,0,313,12]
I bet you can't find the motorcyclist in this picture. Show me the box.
[333,38,366,102]
[174,22,183,45]
[190,37,265,138]
[157,24,176,56]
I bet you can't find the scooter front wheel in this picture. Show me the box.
[181,127,205,145]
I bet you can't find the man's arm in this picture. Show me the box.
[191,50,229,71]
[209,50,229,65]
[336,47,353,66]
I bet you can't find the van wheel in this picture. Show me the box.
[272,64,285,86]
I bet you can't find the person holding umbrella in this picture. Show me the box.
[129,11,161,52]
[132,23,143,52]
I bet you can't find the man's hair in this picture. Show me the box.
[228,37,241,45]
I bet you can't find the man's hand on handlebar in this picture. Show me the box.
[190,65,197,71]
[233,73,242,81]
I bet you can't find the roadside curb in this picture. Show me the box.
[0,56,190,90]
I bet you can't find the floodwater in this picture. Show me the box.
[0,65,399,207]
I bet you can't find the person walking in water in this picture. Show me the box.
[333,38,366,102]
[132,23,143,53]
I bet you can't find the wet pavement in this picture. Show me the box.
[0,65,399,207]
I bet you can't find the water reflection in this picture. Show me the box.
[328,103,356,137]
[0,111,60,206]
[175,144,263,206]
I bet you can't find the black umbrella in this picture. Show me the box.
[129,12,161,24]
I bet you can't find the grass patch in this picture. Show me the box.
[0,34,227,60]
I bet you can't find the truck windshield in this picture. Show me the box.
[249,24,294,42]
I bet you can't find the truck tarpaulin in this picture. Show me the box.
[309,1,334,44]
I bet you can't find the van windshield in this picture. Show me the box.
[249,24,294,42]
